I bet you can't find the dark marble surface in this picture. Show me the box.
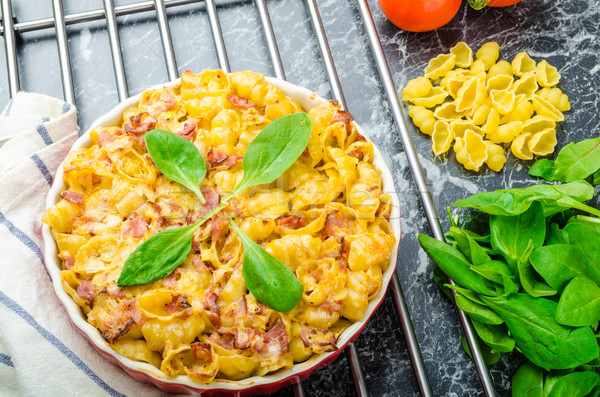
[2,0,598,395]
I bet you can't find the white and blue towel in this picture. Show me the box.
[0,93,173,396]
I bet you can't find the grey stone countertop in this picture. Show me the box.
[1,0,598,395]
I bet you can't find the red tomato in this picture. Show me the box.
[487,0,522,6]
[378,0,462,32]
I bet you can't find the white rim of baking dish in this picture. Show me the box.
[42,75,402,394]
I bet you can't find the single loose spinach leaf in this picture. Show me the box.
[556,276,600,327]
[529,158,557,181]
[516,240,556,298]
[118,222,199,286]
[530,244,598,292]
[145,129,207,204]
[471,320,515,353]
[512,361,543,397]
[448,227,492,266]
[481,293,599,369]
[229,218,302,312]
[418,234,497,296]
[453,181,594,216]
[228,113,312,197]
[445,284,486,305]
[552,137,600,183]
[543,370,600,397]
[565,222,600,267]
[455,293,504,325]
[460,329,500,365]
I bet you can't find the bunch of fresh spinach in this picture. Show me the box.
[117,112,312,313]
[419,180,600,396]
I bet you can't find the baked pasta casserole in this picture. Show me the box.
[42,70,396,383]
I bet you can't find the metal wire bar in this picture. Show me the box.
[1,0,19,97]
[52,0,75,104]
[154,0,178,79]
[205,0,230,73]
[254,0,285,80]
[103,0,129,101]
[1,0,199,34]
[354,1,496,396]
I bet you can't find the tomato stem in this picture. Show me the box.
[468,0,491,10]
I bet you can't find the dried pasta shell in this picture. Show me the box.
[476,42,500,71]
[410,86,449,108]
[486,74,513,94]
[408,105,436,136]
[528,127,557,156]
[402,76,432,101]
[431,120,454,156]
[484,141,506,172]
[537,87,570,112]
[487,121,522,144]
[424,53,456,79]
[512,52,536,77]
[482,108,500,136]
[490,89,516,115]
[532,95,564,121]
[536,60,561,87]
[511,132,534,160]
[506,95,534,123]
[450,120,484,139]
[487,60,513,79]
[434,102,465,122]
[451,42,473,68]
[510,72,538,100]
[454,130,488,172]
[470,59,487,80]
[521,115,556,134]
[469,99,492,126]
[455,77,483,112]
[441,71,470,98]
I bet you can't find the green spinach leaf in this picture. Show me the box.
[556,276,600,327]
[145,129,207,204]
[481,293,599,369]
[512,362,543,397]
[530,244,598,292]
[544,370,600,397]
[229,217,303,312]
[455,293,504,325]
[460,329,500,366]
[529,158,557,181]
[471,260,519,296]
[471,320,515,353]
[565,222,600,267]
[551,137,600,183]
[227,112,312,198]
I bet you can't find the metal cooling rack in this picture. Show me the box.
[0,0,498,395]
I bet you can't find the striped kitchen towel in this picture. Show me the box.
[0,93,174,396]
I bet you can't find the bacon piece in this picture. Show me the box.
[165,294,191,314]
[328,110,354,132]
[191,342,213,362]
[204,288,221,328]
[143,90,177,117]
[174,122,197,141]
[122,213,148,239]
[97,130,117,146]
[226,94,256,109]
[210,214,228,244]
[208,331,234,350]
[322,210,353,240]
[320,300,343,315]
[253,320,289,363]
[222,154,242,169]
[60,252,75,270]
[340,237,351,267]
[101,299,143,340]
[76,279,96,302]
[299,326,337,353]
[233,327,262,350]
[207,148,229,167]
[163,268,183,288]
[61,190,84,205]
[277,215,307,230]
[124,113,157,135]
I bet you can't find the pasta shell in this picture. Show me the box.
[487,60,513,79]
[434,102,465,122]
[441,71,470,98]
[536,87,570,112]
[451,42,473,68]
[431,120,454,156]
[528,127,557,156]
[486,74,513,94]
[408,105,436,136]
[455,77,484,112]
[482,108,500,136]
[532,94,564,121]
[487,121,522,144]
[511,132,534,160]
[521,115,556,134]
[450,120,484,139]
[469,98,492,126]
[410,86,449,108]
[510,72,538,100]
[511,52,536,77]
[454,130,488,171]
[402,76,432,101]
[484,141,507,172]
[470,59,487,80]
[424,53,456,79]
[476,42,500,71]
[506,95,534,123]
[490,89,516,115]
[536,60,561,87]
